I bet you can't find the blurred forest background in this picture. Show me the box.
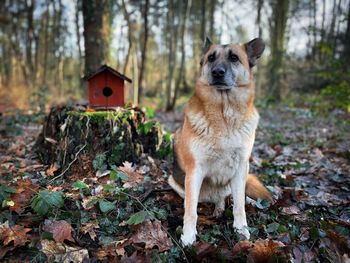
[0,0,349,112]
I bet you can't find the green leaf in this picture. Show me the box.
[72,181,89,189]
[0,185,16,203]
[127,210,152,225]
[99,200,115,213]
[31,189,64,215]
[110,170,128,181]
[266,222,280,233]
[255,198,269,209]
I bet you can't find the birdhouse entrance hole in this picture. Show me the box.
[102,86,113,97]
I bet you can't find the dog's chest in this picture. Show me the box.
[190,112,258,185]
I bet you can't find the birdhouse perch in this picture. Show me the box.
[83,65,132,109]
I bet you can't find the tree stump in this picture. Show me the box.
[34,105,169,176]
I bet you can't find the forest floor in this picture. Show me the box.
[0,105,349,262]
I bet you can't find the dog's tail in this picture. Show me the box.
[168,173,272,202]
[246,174,272,202]
[168,175,185,199]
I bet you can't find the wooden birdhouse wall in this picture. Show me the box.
[88,71,125,107]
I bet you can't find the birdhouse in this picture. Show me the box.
[83,65,132,108]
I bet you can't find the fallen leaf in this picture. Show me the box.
[281,205,301,215]
[248,239,286,263]
[80,221,99,240]
[94,239,130,259]
[43,220,74,243]
[46,163,59,177]
[232,240,253,255]
[0,221,31,247]
[130,220,172,252]
[119,163,144,188]
[9,179,39,213]
[41,240,89,263]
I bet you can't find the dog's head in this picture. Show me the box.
[199,37,265,91]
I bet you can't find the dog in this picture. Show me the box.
[168,37,272,246]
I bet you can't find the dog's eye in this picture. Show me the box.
[229,53,239,62]
[208,54,215,62]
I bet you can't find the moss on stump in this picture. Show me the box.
[34,105,169,176]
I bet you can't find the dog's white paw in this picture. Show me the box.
[181,232,196,246]
[235,225,250,240]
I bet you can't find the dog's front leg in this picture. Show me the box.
[181,167,203,246]
[231,161,250,239]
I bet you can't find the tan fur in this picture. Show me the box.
[169,38,269,246]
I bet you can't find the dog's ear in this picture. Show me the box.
[202,36,213,55]
[200,37,213,66]
[244,38,265,67]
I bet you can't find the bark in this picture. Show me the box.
[208,0,215,38]
[344,0,350,69]
[43,0,50,85]
[165,0,178,111]
[121,0,136,104]
[328,0,338,55]
[75,0,83,76]
[170,0,191,110]
[312,0,317,60]
[200,0,206,40]
[82,0,112,75]
[268,0,290,100]
[121,0,133,75]
[257,0,263,38]
[138,0,150,104]
[25,0,35,85]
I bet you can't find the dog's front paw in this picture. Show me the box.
[235,225,250,240]
[181,232,196,246]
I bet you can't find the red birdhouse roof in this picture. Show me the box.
[83,64,132,83]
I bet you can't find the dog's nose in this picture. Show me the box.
[212,67,225,78]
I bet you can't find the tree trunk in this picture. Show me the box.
[82,0,112,75]
[75,0,83,77]
[208,0,215,39]
[268,0,290,101]
[257,0,263,38]
[138,0,149,104]
[43,0,50,86]
[200,0,206,40]
[25,0,35,86]
[170,0,191,110]
[121,0,133,76]
[344,0,350,69]
[165,0,178,111]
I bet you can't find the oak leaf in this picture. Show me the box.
[130,220,172,252]
[43,220,74,243]
[41,240,89,263]
[0,221,31,247]
[80,221,99,240]
[9,179,39,213]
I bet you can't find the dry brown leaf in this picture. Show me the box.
[94,239,130,259]
[41,240,89,263]
[80,221,99,240]
[43,220,74,243]
[248,239,286,263]
[281,205,301,215]
[119,163,144,189]
[46,163,59,177]
[130,220,172,252]
[81,196,98,210]
[9,179,39,213]
[0,221,31,247]
[232,240,253,255]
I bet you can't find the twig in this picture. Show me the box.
[48,144,87,184]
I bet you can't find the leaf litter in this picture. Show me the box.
[0,105,349,261]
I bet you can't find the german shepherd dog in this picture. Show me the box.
[168,37,271,246]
